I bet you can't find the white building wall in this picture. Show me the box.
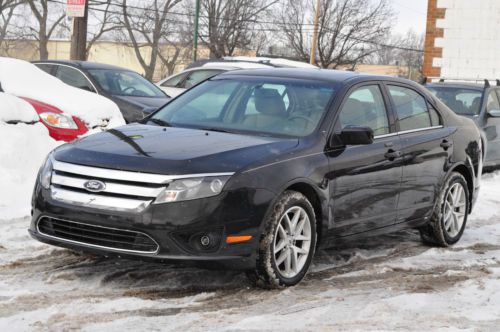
[434,0,500,80]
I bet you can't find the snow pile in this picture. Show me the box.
[0,122,61,218]
[0,92,38,123]
[0,57,125,128]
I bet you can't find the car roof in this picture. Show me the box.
[215,67,410,85]
[426,82,486,91]
[32,60,133,72]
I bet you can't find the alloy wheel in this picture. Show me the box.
[273,206,312,278]
[443,182,467,238]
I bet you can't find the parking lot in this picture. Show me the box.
[1,172,499,331]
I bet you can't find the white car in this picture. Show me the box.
[157,56,317,97]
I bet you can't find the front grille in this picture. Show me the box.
[37,217,159,253]
[50,160,172,212]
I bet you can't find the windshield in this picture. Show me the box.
[149,78,336,137]
[427,86,483,115]
[88,69,166,98]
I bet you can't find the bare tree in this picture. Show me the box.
[23,0,66,60]
[279,0,394,68]
[397,30,424,80]
[199,0,278,58]
[0,0,21,45]
[86,0,120,58]
[119,0,184,80]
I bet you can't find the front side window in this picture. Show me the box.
[388,85,432,131]
[338,85,389,136]
[487,91,500,112]
[55,66,94,92]
[150,78,336,137]
[88,69,165,97]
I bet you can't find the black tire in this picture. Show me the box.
[419,172,470,247]
[247,191,317,288]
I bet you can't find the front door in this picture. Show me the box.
[326,83,403,237]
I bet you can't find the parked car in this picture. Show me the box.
[33,60,170,123]
[31,69,482,288]
[0,57,124,141]
[426,80,500,168]
[157,56,317,97]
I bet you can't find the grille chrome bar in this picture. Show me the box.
[51,173,164,198]
[52,160,234,184]
[37,217,159,254]
[51,187,151,212]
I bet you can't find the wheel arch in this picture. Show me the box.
[447,163,474,213]
[285,181,325,246]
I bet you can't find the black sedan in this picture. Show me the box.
[426,81,500,168]
[30,69,482,288]
[33,60,170,123]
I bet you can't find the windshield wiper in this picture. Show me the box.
[148,118,171,127]
[198,127,234,134]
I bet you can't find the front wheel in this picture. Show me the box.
[419,172,470,246]
[247,191,316,288]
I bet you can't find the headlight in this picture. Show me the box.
[154,176,230,204]
[39,112,78,129]
[40,155,53,190]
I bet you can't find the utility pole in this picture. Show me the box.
[310,0,320,65]
[70,0,89,61]
[193,0,201,62]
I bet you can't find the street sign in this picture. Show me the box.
[66,0,86,17]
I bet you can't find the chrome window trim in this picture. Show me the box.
[36,216,160,255]
[52,160,234,184]
[374,125,444,140]
[35,62,99,94]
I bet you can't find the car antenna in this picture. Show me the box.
[420,76,428,85]
[485,79,490,88]
[496,79,500,86]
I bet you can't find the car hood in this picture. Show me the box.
[111,95,169,112]
[54,124,299,174]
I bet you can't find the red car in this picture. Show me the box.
[20,97,88,142]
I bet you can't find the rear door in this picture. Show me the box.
[327,83,403,236]
[385,84,453,222]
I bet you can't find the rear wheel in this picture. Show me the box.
[247,191,316,288]
[419,172,469,246]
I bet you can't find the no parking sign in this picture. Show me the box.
[66,0,86,17]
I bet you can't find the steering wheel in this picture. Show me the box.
[287,114,315,124]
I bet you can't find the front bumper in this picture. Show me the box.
[30,184,275,270]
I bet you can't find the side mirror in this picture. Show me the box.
[488,109,500,117]
[339,126,374,145]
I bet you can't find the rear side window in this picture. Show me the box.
[388,86,433,131]
[183,70,224,89]
[338,85,390,136]
[56,66,94,92]
[161,72,188,87]
[35,63,56,75]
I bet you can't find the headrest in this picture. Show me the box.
[254,88,286,115]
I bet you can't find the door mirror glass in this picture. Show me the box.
[488,109,500,117]
[339,125,374,145]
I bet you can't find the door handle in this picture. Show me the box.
[440,139,453,150]
[385,149,402,160]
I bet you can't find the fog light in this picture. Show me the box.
[200,235,211,246]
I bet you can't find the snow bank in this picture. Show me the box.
[0,92,38,123]
[0,57,125,128]
[0,122,61,218]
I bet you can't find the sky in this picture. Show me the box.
[390,0,428,35]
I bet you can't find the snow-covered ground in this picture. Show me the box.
[0,171,499,330]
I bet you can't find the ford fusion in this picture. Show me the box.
[30,69,482,288]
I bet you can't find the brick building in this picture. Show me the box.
[423,0,500,81]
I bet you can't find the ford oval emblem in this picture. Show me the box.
[83,180,106,192]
